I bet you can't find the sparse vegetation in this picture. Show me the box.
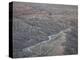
[12,2,78,58]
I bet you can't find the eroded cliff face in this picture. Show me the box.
[12,2,78,58]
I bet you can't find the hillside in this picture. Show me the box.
[12,2,78,58]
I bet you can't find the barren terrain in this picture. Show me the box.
[12,2,78,58]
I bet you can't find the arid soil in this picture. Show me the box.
[12,2,78,58]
